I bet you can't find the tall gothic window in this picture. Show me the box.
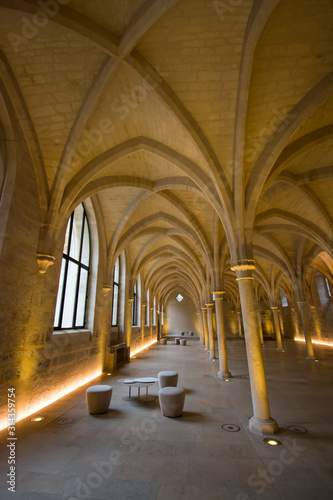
[132,281,137,326]
[111,257,120,326]
[54,203,90,329]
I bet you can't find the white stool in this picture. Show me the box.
[180,339,187,346]
[159,387,185,417]
[158,370,178,388]
[86,385,112,414]
[160,338,167,345]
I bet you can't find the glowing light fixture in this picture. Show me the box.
[130,340,157,358]
[223,378,230,382]
[264,438,281,446]
[30,416,45,422]
[106,373,112,376]
[295,337,333,347]
[0,368,102,431]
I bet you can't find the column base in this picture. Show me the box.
[217,370,231,379]
[306,355,317,360]
[209,356,217,361]
[249,416,279,435]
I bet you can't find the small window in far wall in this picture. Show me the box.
[280,291,288,307]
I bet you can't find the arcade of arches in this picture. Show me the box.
[0,0,332,435]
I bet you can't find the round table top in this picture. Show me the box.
[134,377,158,383]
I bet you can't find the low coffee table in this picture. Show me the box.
[119,377,158,403]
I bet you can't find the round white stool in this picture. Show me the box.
[180,339,187,346]
[158,387,185,417]
[86,385,112,414]
[160,338,167,345]
[158,370,178,388]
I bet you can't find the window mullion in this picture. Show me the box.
[58,213,74,328]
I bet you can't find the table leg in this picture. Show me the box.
[138,387,141,403]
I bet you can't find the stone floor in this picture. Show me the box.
[0,337,333,500]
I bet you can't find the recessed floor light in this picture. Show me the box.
[30,416,45,422]
[106,373,112,376]
[223,378,230,382]
[263,438,281,446]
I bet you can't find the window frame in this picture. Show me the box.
[54,204,90,330]
[132,281,137,326]
[111,257,120,327]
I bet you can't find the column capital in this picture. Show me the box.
[201,306,207,311]
[128,296,134,303]
[212,291,225,300]
[230,259,255,271]
[205,303,214,309]
[141,303,147,308]
[270,305,279,310]
[36,253,55,274]
[231,260,255,280]
[102,285,112,295]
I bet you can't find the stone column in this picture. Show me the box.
[278,309,285,338]
[310,304,322,341]
[213,291,231,378]
[206,303,216,360]
[231,261,278,434]
[127,297,134,347]
[160,307,164,336]
[290,306,300,338]
[196,311,203,343]
[236,309,243,337]
[256,309,264,345]
[297,300,315,359]
[201,307,209,351]
[271,305,283,351]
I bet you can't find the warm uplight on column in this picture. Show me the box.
[0,368,102,431]
[295,337,333,347]
[130,340,157,357]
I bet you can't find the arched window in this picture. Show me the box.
[54,203,90,329]
[111,257,120,326]
[132,281,137,326]
[153,296,156,326]
[146,289,150,325]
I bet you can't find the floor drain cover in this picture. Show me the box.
[222,424,240,432]
[287,425,307,434]
[51,417,76,426]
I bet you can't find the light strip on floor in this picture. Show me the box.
[295,337,333,347]
[130,340,157,357]
[0,369,102,431]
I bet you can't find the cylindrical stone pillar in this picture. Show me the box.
[206,303,216,360]
[213,291,231,378]
[271,306,283,351]
[201,307,209,351]
[231,261,278,435]
[297,300,315,359]
[256,310,264,345]
[236,310,243,337]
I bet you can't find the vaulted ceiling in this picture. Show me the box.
[0,0,332,306]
